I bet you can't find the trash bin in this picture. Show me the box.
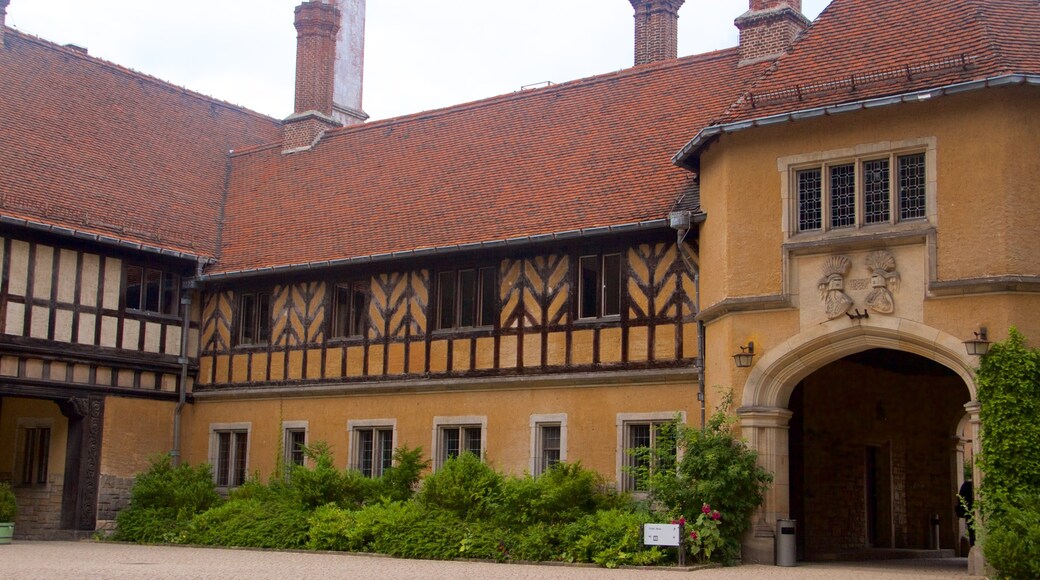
[776,519,796,567]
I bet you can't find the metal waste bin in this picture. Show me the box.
[776,519,797,566]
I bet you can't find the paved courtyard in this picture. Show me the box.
[1,542,978,579]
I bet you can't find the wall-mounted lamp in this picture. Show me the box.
[963,327,991,356]
[733,341,755,368]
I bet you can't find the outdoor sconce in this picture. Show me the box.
[733,342,755,368]
[963,327,991,357]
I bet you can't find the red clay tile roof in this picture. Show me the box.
[0,30,282,259]
[720,0,1040,123]
[215,51,767,274]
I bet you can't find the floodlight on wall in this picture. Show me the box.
[963,328,991,356]
[733,341,755,368]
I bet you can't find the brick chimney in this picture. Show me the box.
[734,0,810,65]
[283,1,342,152]
[1,0,10,45]
[332,0,368,125]
[628,0,686,66]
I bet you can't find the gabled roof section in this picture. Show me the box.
[0,29,282,259]
[215,50,768,275]
[727,0,1040,121]
[675,0,1040,164]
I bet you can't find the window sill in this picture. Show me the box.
[785,221,934,255]
[574,315,621,326]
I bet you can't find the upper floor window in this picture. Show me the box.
[125,265,179,315]
[435,267,496,330]
[237,291,271,346]
[332,281,368,338]
[578,253,621,319]
[795,152,927,234]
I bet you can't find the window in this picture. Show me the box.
[124,265,179,315]
[237,291,271,345]
[332,281,368,338]
[435,267,496,330]
[578,254,621,319]
[353,427,394,477]
[795,152,927,233]
[616,413,681,492]
[211,427,249,488]
[433,415,486,469]
[19,426,50,485]
[284,426,307,470]
[530,414,567,476]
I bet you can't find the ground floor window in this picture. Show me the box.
[283,422,308,473]
[19,425,51,486]
[433,416,486,469]
[530,414,567,476]
[210,424,250,488]
[616,412,682,492]
[354,427,394,477]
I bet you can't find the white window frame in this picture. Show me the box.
[615,412,685,492]
[283,420,308,471]
[208,422,251,489]
[529,413,568,476]
[779,137,937,241]
[432,415,487,470]
[347,418,397,477]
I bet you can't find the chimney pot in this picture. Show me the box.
[735,0,809,65]
[284,1,342,152]
[628,0,686,66]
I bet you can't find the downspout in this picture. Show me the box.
[171,259,205,466]
[669,210,706,429]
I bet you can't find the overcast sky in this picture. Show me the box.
[7,0,830,121]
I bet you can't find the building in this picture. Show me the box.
[1,0,1037,565]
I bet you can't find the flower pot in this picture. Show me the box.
[0,522,13,545]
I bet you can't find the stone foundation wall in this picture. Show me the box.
[12,475,64,539]
[96,474,133,522]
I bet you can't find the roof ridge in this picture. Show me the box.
[4,27,279,126]
[318,47,743,139]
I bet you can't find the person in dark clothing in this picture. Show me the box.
[956,479,975,546]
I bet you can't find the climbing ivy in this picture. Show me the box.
[975,327,1040,579]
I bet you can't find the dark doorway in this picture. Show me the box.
[787,348,968,559]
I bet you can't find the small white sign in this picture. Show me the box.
[643,523,681,547]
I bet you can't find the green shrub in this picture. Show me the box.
[983,492,1040,580]
[288,442,375,509]
[112,455,221,543]
[306,504,361,551]
[417,453,502,521]
[645,400,772,563]
[496,462,611,528]
[0,482,16,522]
[184,497,310,549]
[559,509,664,568]
[375,445,429,502]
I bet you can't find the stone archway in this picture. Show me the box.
[736,318,980,562]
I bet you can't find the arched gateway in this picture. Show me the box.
[736,318,981,562]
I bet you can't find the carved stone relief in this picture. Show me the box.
[817,255,853,319]
[864,250,900,314]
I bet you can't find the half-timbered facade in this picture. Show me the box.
[2,0,1038,570]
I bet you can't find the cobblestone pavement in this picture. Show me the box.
[0,542,979,579]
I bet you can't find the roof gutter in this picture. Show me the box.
[196,218,673,283]
[0,214,208,262]
[672,74,1040,169]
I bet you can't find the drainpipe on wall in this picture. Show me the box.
[670,210,707,428]
[171,260,204,466]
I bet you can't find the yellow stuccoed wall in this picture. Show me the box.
[180,380,699,481]
[100,397,177,478]
[698,87,1040,395]
[0,398,69,480]
[699,87,1039,306]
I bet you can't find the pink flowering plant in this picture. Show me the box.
[685,503,725,563]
